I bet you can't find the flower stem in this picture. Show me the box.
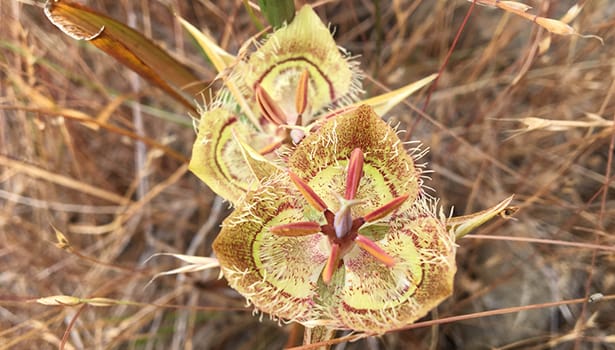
[258,0,295,28]
[303,325,335,350]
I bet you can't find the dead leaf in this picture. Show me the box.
[45,0,205,113]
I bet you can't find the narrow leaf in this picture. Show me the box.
[232,130,281,181]
[146,252,220,266]
[258,0,295,29]
[145,253,220,286]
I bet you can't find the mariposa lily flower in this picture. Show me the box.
[187,5,437,205]
[213,105,512,333]
[189,6,362,205]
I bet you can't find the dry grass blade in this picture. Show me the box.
[145,253,219,286]
[471,0,603,41]
[503,114,614,139]
[449,195,515,239]
[0,155,128,204]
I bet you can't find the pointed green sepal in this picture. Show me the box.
[359,73,437,116]
[448,195,515,239]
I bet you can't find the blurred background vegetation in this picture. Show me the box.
[1,1,614,349]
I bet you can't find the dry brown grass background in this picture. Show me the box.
[2,1,615,349]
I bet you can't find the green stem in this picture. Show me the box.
[258,0,295,29]
[242,0,265,31]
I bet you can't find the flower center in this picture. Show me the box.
[270,148,410,284]
[255,69,310,150]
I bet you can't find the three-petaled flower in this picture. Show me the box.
[213,105,457,333]
[189,6,362,205]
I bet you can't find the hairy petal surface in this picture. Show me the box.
[288,106,455,331]
[331,209,455,332]
[290,105,420,217]
[213,105,507,333]
[213,173,329,323]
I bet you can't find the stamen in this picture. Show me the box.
[363,194,409,222]
[256,85,288,126]
[270,221,321,236]
[288,171,328,212]
[355,234,395,267]
[345,148,364,200]
[322,243,340,285]
[295,69,310,116]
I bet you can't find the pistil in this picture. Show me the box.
[333,196,363,239]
